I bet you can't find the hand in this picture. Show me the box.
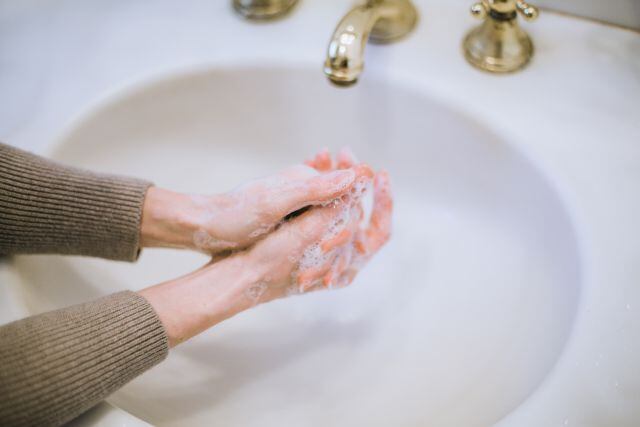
[139,155,392,347]
[240,159,386,299]
[140,164,357,254]
[305,148,393,288]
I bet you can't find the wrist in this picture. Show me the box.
[139,253,262,347]
[140,187,201,249]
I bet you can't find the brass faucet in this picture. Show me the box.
[324,0,418,86]
[463,0,539,73]
[233,0,298,20]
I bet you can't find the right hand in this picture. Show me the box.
[240,161,392,301]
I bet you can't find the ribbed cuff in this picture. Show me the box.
[0,291,169,427]
[0,143,152,261]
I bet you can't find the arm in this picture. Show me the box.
[0,146,388,426]
[0,291,168,427]
[0,142,151,260]
[0,143,356,259]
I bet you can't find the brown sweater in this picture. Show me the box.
[0,143,169,426]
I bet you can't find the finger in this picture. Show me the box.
[297,250,340,291]
[336,267,359,289]
[322,202,360,287]
[302,281,326,294]
[336,147,358,169]
[340,197,366,256]
[323,246,352,288]
[275,169,356,217]
[363,170,393,254]
[353,233,367,255]
[307,148,334,172]
[307,168,356,200]
[353,164,375,182]
[347,164,375,205]
[320,228,352,253]
[354,231,368,255]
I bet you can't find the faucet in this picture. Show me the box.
[463,0,539,73]
[233,0,298,20]
[324,0,418,86]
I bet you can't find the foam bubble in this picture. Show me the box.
[193,229,213,248]
[321,197,342,208]
[193,229,239,251]
[248,223,274,239]
[298,243,325,271]
[245,282,268,303]
[285,284,301,297]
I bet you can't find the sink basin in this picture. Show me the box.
[12,67,581,427]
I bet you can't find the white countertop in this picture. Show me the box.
[1,1,639,425]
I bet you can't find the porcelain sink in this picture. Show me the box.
[2,0,639,425]
[11,67,581,427]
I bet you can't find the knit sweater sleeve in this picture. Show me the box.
[0,291,169,427]
[0,143,168,426]
[0,142,151,261]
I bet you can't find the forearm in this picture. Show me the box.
[139,187,202,250]
[139,255,261,347]
[0,291,168,427]
[0,143,151,261]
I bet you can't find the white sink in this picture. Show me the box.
[2,0,639,426]
[12,67,581,427]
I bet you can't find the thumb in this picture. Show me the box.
[274,169,356,217]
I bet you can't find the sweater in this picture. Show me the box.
[0,142,169,426]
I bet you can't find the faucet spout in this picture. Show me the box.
[324,0,417,86]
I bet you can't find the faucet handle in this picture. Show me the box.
[516,0,539,21]
[469,2,488,19]
[463,0,539,73]
[469,0,538,21]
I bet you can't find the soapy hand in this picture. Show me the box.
[303,148,393,289]
[238,148,392,305]
[140,164,357,254]
[240,160,385,302]
[139,148,392,347]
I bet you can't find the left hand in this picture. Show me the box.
[140,164,359,254]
